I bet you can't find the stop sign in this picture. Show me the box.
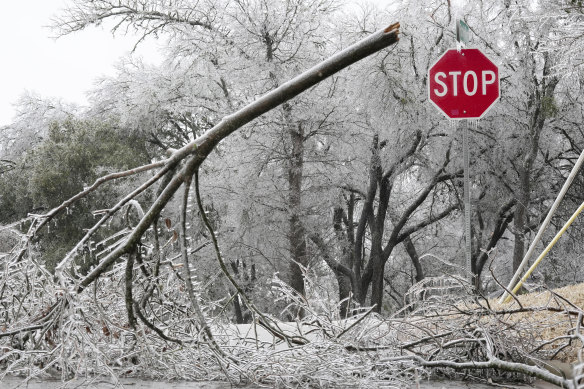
[428,48,500,119]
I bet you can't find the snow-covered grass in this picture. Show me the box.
[488,282,584,363]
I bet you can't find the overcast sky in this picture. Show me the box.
[0,1,160,126]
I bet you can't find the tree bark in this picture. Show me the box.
[369,242,391,312]
[354,136,381,304]
[229,261,246,324]
[403,236,424,282]
[512,165,529,273]
[288,122,309,303]
[333,206,353,317]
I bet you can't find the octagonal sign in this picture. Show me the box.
[428,48,500,119]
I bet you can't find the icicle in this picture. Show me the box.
[469,119,479,131]
[448,118,458,131]
[66,206,70,215]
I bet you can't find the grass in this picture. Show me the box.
[488,283,584,363]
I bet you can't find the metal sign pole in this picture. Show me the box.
[458,18,473,286]
[456,19,471,47]
[463,123,472,284]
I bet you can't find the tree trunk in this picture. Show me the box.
[264,31,309,305]
[512,165,529,274]
[368,236,386,313]
[288,121,308,307]
[353,168,378,303]
[229,261,246,324]
[333,206,354,317]
[403,236,424,282]
[232,294,245,324]
[337,272,352,318]
[370,265,384,312]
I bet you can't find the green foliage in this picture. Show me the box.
[0,167,34,222]
[28,119,148,208]
[0,119,150,271]
[541,95,559,118]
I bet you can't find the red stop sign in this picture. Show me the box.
[428,48,500,119]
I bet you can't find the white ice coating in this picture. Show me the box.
[456,41,463,52]
[451,0,466,20]
[469,119,479,130]
[452,0,467,52]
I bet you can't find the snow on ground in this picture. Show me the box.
[2,377,254,389]
[2,376,558,388]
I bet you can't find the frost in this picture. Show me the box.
[469,118,479,130]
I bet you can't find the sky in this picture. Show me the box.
[0,1,161,126]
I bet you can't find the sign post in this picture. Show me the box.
[428,47,500,284]
[456,19,471,47]
[463,123,472,283]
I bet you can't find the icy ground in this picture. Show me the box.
[3,377,242,388]
[2,377,558,388]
